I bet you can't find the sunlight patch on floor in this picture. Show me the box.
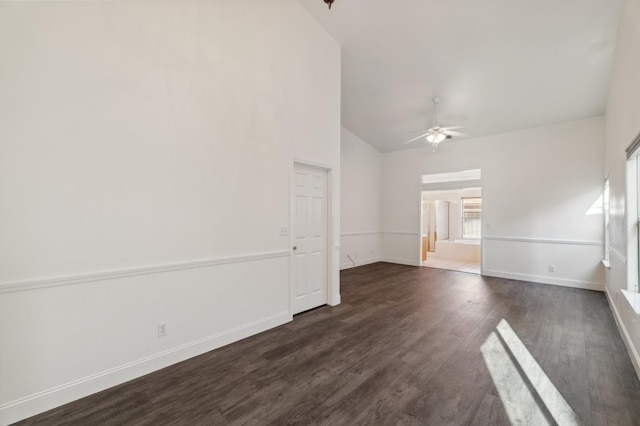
[481,319,579,426]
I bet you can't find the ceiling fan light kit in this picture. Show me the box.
[402,96,468,151]
[426,132,447,145]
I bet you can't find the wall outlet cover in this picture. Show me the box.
[158,322,168,337]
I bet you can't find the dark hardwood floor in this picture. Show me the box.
[16,263,640,425]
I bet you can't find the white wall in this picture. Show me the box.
[340,127,382,269]
[603,0,640,377]
[382,117,606,289]
[0,1,341,423]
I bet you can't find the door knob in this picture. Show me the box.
[293,246,297,251]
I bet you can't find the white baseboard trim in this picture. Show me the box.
[482,269,604,292]
[0,311,291,425]
[604,287,640,381]
[340,257,381,270]
[381,257,420,267]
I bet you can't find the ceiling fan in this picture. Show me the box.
[403,97,468,150]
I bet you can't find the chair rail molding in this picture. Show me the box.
[0,250,290,294]
[381,231,420,236]
[483,236,602,246]
[340,231,382,237]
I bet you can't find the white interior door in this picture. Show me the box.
[292,164,327,315]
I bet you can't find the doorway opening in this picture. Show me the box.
[420,169,482,274]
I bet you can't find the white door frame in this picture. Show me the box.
[290,159,340,319]
[417,167,484,274]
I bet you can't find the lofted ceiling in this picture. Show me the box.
[297,0,623,152]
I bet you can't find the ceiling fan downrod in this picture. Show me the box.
[432,96,441,127]
[324,0,335,9]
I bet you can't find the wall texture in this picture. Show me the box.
[382,117,606,289]
[340,127,382,269]
[604,0,640,377]
[0,1,341,423]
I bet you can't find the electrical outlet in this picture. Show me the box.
[280,226,288,236]
[548,265,556,273]
[158,322,167,337]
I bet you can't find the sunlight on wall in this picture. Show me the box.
[585,194,603,216]
[481,319,580,426]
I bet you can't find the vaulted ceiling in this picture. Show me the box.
[297,0,622,152]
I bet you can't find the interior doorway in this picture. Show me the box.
[419,169,482,274]
[422,200,450,259]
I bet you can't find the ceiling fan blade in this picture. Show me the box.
[445,130,470,138]
[402,131,432,145]
[440,126,463,131]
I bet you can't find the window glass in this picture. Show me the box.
[604,177,610,262]
[626,154,640,294]
[462,197,481,239]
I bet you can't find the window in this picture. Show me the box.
[462,197,481,239]
[628,154,640,294]
[624,136,640,314]
[603,176,610,264]
[633,160,640,312]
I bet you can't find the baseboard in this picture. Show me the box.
[604,287,640,381]
[482,269,604,292]
[0,311,291,426]
[381,257,420,267]
[340,257,381,270]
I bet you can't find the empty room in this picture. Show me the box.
[1,0,640,425]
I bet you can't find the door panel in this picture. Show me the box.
[294,253,306,298]
[292,164,327,314]
[294,196,307,238]
[310,251,323,294]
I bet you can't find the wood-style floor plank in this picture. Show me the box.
[15,263,640,426]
